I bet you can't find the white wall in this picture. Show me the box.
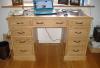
[0,8,10,41]
[91,0,100,26]
[0,0,100,42]
[89,0,100,36]
[0,0,12,6]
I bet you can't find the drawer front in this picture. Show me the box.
[67,37,88,47]
[8,18,32,26]
[68,29,89,37]
[67,47,85,56]
[12,37,34,45]
[32,19,67,27]
[69,20,90,26]
[13,46,34,56]
[10,28,32,36]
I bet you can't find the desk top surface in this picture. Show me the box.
[8,9,92,19]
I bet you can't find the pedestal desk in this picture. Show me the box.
[7,13,92,61]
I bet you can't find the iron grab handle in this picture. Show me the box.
[17,22,24,24]
[19,41,26,43]
[73,41,81,43]
[17,32,25,34]
[56,22,63,24]
[75,22,83,24]
[36,22,44,24]
[73,49,79,52]
[75,32,82,34]
[20,50,27,52]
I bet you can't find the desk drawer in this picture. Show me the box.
[10,28,32,36]
[67,47,85,56]
[13,46,34,56]
[12,37,34,45]
[69,20,90,26]
[68,29,89,37]
[67,37,88,47]
[8,18,32,26]
[32,19,67,27]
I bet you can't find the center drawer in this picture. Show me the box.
[32,19,67,27]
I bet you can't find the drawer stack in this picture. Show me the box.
[7,17,35,61]
[64,18,91,60]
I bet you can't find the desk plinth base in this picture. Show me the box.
[64,56,86,61]
[13,56,36,61]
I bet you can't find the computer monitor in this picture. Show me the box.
[33,0,53,10]
[33,0,55,15]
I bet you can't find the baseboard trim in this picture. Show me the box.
[13,56,36,61]
[64,56,86,61]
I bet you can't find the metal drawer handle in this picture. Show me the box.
[76,22,83,24]
[19,41,26,43]
[73,41,81,43]
[75,32,82,34]
[73,49,79,52]
[56,22,63,24]
[17,22,24,24]
[17,32,25,34]
[20,50,27,52]
[36,22,44,24]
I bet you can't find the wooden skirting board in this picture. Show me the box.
[64,56,86,60]
[13,56,36,61]
[89,47,100,53]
